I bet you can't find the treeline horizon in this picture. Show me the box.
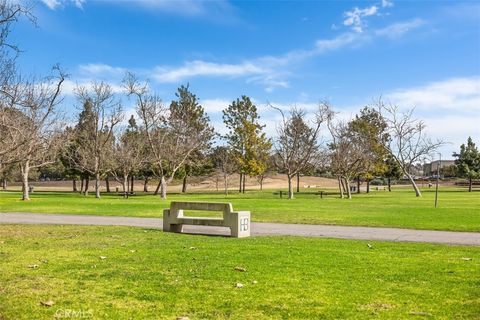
[1,1,479,202]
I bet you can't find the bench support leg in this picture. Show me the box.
[229,211,251,238]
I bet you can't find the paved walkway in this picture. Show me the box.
[1,212,479,246]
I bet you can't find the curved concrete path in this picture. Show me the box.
[1,212,479,246]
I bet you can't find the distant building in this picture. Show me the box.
[423,160,455,177]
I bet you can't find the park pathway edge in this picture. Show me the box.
[0,212,479,246]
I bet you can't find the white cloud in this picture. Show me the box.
[375,18,425,38]
[202,98,231,113]
[41,0,85,10]
[79,63,127,76]
[384,77,480,156]
[42,0,232,17]
[61,79,124,96]
[382,0,394,8]
[41,0,61,10]
[153,60,265,83]
[315,33,362,52]
[343,5,379,33]
[386,77,480,112]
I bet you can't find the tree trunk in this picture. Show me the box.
[388,178,392,192]
[239,173,243,193]
[154,180,161,195]
[130,175,134,194]
[357,176,361,194]
[143,177,149,192]
[160,176,167,199]
[287,174,294,199]
[224,174,228,196]
[105,176,111,193]
[260,177,263,191]
[469,177,472,192]
[242,174,246,193]
[80,178,84,194]
[345,178,352,199]
[182,175,187,193]
[21,160,30,201]
[338,177,344,199]
[296,172,300,193]
[2,178,7,190]
[72,178,78,192]
[95,172,101,198]
[123,174,129,199]
[406,173,422,197]
[84,177,89,196]
[366,179,370,193]
[216,176,219,192]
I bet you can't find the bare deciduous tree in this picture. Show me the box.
[271,103,333,199]
[66,82,123,198]
[212,146,237,195]
[379,102,444,197]
[0,66,66,200]
[328,121,367,199]
[124,74,214,199]
[0,0,36,165]
[111,116,145,198]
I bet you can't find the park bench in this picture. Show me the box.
[273,190,285,198]
[163,202,251,238]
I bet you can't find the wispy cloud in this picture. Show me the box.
[342,1,396,33]
[153,60,265,83]
[128,0,234,17]
[79,63,127,76]
[61,79,124,96]
[41,0,85,10]
[41,0,235,18]
[74,0,423,93]
[386,77,480,113]
[375,18,425,38]
[147,25,397,88]
[78,17,424,92]
[343,5,379,33]
[382,0,394,8]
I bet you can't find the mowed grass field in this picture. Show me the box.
[0,187,479,231]
[0,225,479,319]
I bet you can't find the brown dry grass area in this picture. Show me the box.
[6,174,339,192]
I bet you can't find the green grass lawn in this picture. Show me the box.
[0,225,478,319]
[1,187,479,231]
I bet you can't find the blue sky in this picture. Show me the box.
[12,0,480,158]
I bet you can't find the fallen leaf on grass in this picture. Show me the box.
[176,317,189,320]
[461,257,472,261]
[409,311,432,317]
[40,300,54,307]
[367,244,373,249]
[235,283,244,288]
[189,247,197,250]
[252,280,258,284]
[359,302,394,311]
[129,250,136,253]
[234,267,246,272]
[28,264,39,269]
[99,256,107,260]
[0,241,4,244]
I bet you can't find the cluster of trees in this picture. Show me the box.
[3,0,469,202]
[453,137,480,192]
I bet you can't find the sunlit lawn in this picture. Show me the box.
[1,187,479,231]
[0,225,478,319]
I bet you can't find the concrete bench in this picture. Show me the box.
[163,202,250,238]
